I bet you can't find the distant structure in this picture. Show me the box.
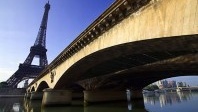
[157,80,177,89]
[168,80,177,88]
[157,80,168,89]
[6,2,50,88]
[177,82,188,87]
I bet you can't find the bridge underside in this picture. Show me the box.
[96,54,198,90]
[54,34,198,89]
[76,53,198,91]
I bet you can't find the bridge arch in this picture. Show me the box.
[36,81,49,92]
[30,86,35,92]
[54,35,198,89]
[27,89,30,93]
[101,54,198,90]
[72,63,198,91]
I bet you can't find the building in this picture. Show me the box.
[168,80,177,88]
[157,80,168,89]
[157,80,177,89]
[177,82,188,87]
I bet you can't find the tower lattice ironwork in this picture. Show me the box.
[6,2,50,88]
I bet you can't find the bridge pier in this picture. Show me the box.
[30,91,43,100]
[72,91,84,99]
[130,90,145,109]
[25,92,31,99]
[131,90,143,99]
[42,88,72,106]
[83,90,126,105]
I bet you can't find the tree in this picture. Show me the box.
[144,84,159,91]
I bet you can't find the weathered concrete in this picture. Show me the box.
[30,91,43,100]
[131,90,145,109]
[42,88,72,106]
[83,90,126,105]
[131,90,143,99]
[72,92,84,99]
[125,89,145,110]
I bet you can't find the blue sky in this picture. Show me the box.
[0,0,197,86]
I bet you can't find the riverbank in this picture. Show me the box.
[0,95,24,98]
[0,88,25,98]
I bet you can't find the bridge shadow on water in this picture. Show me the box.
[0,92,148,112]
[24,99,148,112]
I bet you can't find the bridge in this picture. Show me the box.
[26,0,198,106]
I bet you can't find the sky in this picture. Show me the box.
[0,0,197,86]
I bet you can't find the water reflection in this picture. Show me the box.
[177,91,192,101]
[24,99,149,112]
[24,99,41,112]
[143,92,192,107]
[0,92,198,112]
[143,91,198,112]
[0,97,24,112]
[13,103,20,112]
[41,101,148,112]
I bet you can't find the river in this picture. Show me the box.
[0,91,198,112]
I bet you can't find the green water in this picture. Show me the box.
[0,92,198,112]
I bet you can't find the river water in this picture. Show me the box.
[0,92,198,112]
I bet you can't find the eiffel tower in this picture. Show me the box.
[6,2,50,88]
